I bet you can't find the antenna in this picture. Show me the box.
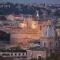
[36,10,39,18]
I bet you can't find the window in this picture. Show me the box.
[11,53,13,56]
[19,53,21,56]
[15,53,17,56]
[23,53,24,55]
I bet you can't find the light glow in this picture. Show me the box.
[19,23,27,28]
[31,21,38,29]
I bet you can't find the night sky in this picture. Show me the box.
[0,0,60,4]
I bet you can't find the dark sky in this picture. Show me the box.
[0,0,60,4]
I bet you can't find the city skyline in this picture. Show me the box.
[0,0,60,4]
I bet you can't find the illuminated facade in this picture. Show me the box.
[0,15,56,48]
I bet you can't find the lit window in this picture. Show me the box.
[19,23,27,28]
[31,21,38,29]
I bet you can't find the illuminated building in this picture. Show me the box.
[56,29,60,37]
[55,18,60,51]
[0,15,56,49]
[56,18,60,37]
[28,20,55,50]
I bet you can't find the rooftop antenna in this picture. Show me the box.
[36,10,39,18]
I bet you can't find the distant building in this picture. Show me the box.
[6,14,24,21]
[27,46,47,59]
[0,47,27,59]
[55,18,60,51]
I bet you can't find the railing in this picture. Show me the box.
[0,52,27,58]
